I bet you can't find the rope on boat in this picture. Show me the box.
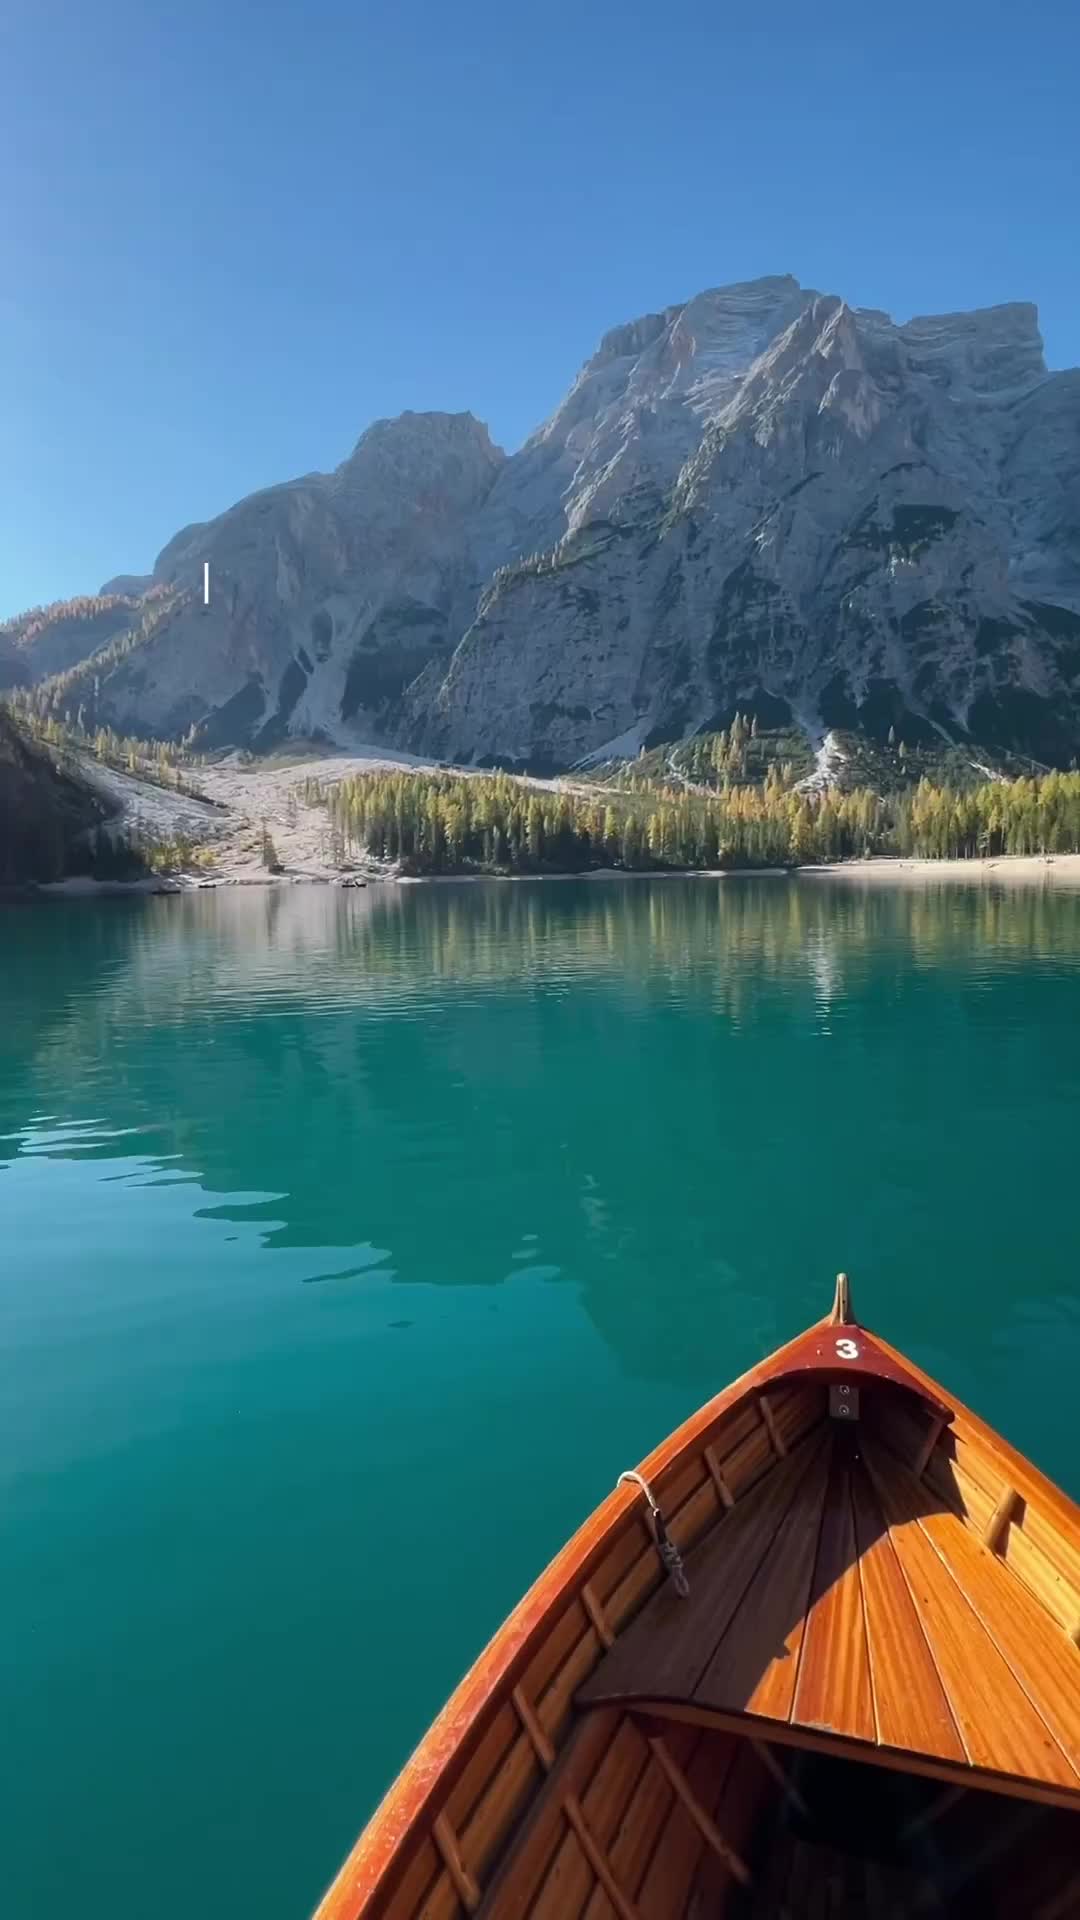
[617,1470,690,1598]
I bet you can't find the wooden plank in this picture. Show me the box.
[579,1719,651,1846]
[520,1598,594,1705]
[982,1482,1019,1552]
[914,1412,948,1477]
[694,1439,831,1722]
[868,1444,1080,1787]
[525,1821,593,1920]
[581,1736,690,1916]
[478,1710,618,1920]
[511,1685,554,1771]
[772,1385,826,1449]
[591,1515,661,1608]
[563,1798,641,1920]
[432,1816,479,1914]
[686,1741,770,1913]
[1001,1523,1080,1635]
[862,1439,1080,1791]
[579,1430,830,1707]
[924,1451,995,1532]
[538,1622,610,1745]
[579,1894,618,1920]
[380,1839,442,1920]
[703,1444,735,1508]
[444,1704,521,1831]
[791,1438,875,1743]
[758,1392,787,1457]
[412,1870,462,1920]
[527,1720,646,1920]
[869,1328,1080,1545]
[582,1583,616,1650]
[457,1731,539,1883]
[621,1698,1080,1815]
[646,1736,750,1883]
[1016,1492,1080,1600]
[634,1738,720,1920]
[849,1455,966,1764]
[718,1420,777,1502]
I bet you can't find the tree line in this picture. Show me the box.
[309,766,1080,875]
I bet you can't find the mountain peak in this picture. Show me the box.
[343,409,503,462]
[20,275,1078,772]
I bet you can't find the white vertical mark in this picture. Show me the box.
[203,561,210,607]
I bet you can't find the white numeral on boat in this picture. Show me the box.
[835,1337,860,1360]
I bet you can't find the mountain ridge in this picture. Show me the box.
[8,275,1080,770]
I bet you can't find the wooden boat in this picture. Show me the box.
[315,1277,1080,1919]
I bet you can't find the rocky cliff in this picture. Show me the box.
[14,277,1080,767]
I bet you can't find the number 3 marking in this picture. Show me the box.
[836,1337,860,1360]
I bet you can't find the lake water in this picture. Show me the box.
[3,877,1079,1920]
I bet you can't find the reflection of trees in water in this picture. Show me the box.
[4,880,1079,1389]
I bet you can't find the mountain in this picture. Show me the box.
[12,277,1080,768]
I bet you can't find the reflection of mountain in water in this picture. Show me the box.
[4,880,1079,1389]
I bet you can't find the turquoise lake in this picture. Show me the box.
[2,877,1079,1919]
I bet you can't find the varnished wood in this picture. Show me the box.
[511,1686,554,1771]
[862,1440,1080,1784]
[477,1711,619,1920]
[432,1815,480,1914]
[530,1720,653,1920]
[646,1735,751,1884]
[590,1726,699,1917]
[703,1444,735,1507]
[849,1456,966,1764]
[983,1482,1019,1552]
[314,1281,1080,1920]
[791,1439,875,1743]
[862,1439,1080,1791]
[581,1583,616,1651]
[695,1442,831,1721]
[623,1699,1080,1815]
[635,1733,734,1917]
[578,1431,829,1707]
[562,1796,641,1920]
[757,1393,787,1457]
[913,1414,947,1478]
[763,1324,953,1421]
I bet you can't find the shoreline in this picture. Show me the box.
[8,850,1080,903]
[797,853,1080,887]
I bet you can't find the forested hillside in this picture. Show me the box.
[311,765,1080,876]
[0,709,107,883]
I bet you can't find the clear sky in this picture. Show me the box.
[4,0,1078,618]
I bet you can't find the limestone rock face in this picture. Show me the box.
[408,288,1080,767]
[17,280,1080,765]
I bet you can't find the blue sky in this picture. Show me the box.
[4,0,1078,618]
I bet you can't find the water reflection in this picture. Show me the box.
[3,878,1079,1402]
